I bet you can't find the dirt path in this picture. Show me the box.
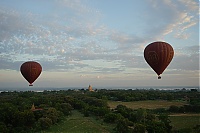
[169,113,200,116]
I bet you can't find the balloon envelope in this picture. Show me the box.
[144,41,174,79]
[20,61,42,86]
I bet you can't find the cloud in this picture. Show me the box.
[109,31,145,52]
[0,0,198,76]
[0,7,137,73]
[177,0,199,11]
[0,8,34,40]
[170,45,199,71]
[171,54,199,70]
[146,0,198,39]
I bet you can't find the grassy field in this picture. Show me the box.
[170,115,200,130]
[43,110,115,133]
[108,100,187,109]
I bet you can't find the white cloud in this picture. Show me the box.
[177,0,199,11]
[146,0,198,39]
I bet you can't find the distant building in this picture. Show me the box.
[31,103,43,111]
[31,103,36,111]
[88,85,94,92]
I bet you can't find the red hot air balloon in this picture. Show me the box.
[20,61,42,86]
[144,41,174,79]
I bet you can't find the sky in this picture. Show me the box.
[0,0,199,89]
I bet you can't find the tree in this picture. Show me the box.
[135,109,147,124]
[37,117,52,130]
[104,113,122,123]
[56,103,73,116]
[115,118,133,133]
[146,113,156,122]
[146,121,167,133]
[21,110,35,127]
[83,108,90,117]
[93,107,110,117]
[133,123,146,133]
[0,103,19,127]
[158,114,172,133]
[0,122,8,133]
[115,105,132,118]
[43,108,60,124]
[33,110,44,121]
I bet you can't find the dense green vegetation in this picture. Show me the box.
[44,110,115,133]
[108,100,186,109]
[0,89,199,133]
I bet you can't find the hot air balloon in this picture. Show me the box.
[20,61,42,86]
[144,41,174,79]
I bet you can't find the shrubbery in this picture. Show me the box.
[0,89,199,132]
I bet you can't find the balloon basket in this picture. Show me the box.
[29,84,33,86]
